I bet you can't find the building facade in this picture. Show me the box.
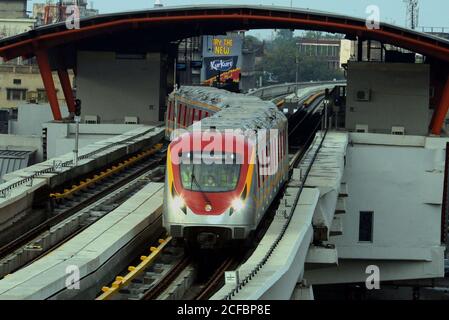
[0,0,27,19]
[297,38,342,70]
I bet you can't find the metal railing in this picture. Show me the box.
[223,118,329,300]
[0,127,159,198]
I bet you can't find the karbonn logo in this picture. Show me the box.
[210,59,234,72]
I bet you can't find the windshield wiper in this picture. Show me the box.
[191,165,211,205]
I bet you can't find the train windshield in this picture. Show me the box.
[179,153,241,192]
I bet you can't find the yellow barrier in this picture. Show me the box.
[303,92,324,107]
[50,144,163,199]
[96,236,172,300]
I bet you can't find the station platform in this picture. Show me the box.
[0,182,164,300]
[0,125,164,230]
[212,131,348,300]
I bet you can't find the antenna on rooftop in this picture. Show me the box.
[404,0,419,30]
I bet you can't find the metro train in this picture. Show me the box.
[163,86,289,247]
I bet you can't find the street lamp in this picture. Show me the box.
[295,42,301,98]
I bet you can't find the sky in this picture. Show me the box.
[27,0,449,39]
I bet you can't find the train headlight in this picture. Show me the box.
[231,198,245,212]
[172,195,187,214]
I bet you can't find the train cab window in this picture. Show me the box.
[179,153,241,192]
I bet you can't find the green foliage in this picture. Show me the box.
[260,29,345,83]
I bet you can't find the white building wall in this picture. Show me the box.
[305,133,446,284]
[10,103,69,135]
[345,62,430,135]
[336,137,443,260]
[77,51,162,124]
[43,122,143,159]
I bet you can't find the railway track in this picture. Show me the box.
[0,143,167,278]
[94,89,330,301]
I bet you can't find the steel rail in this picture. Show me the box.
[97,236,173,300]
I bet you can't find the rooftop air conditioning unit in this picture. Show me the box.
[356,89,371,101]
[355,124,369,133]
[124,116,139,124]
[391,126,405,135]
[84,115,99,124]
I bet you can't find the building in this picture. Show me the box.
[0,0,27,19]
[297,38,342,70]
[32,0,99,26]
[0,0,34,41]
[0,64,73,109]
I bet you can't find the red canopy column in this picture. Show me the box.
[36,50,62,121]
[57,68,76,114]
[431,75,449,135]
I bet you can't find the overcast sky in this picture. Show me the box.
[27,0,448,35]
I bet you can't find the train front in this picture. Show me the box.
[163,130,256,248]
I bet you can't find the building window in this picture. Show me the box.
[359,211,374,242]
[37,89,48,102]
[6,88,27,101]
[13,79,22,85]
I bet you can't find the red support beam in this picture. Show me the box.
[431,75,449,135]
[57,68,75,114]
[36,50,62,121]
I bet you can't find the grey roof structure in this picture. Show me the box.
[0,149,35,182]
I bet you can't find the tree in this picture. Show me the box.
[260,29,345,82]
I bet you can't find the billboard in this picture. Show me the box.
[202,35,243,85]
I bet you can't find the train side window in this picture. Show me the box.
[185,107,190,126]
[177,104,183,125]
[183,105,188,127]
[277,130,282,163]
[282,130,285,155]
[281,130,284,156]
[166,101,172,123]
[283,129,286,155]
[191,107,195,124]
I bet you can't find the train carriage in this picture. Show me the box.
[163,86,289,247]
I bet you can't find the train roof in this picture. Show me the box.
[173,86,287,132]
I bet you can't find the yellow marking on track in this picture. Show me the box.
[96,236,172,300]
[49,144,162,199]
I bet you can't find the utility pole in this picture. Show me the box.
[295,42,300,98]
[404,0,419,30]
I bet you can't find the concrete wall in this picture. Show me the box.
[345,62,430,135]
[9,103,69,135]
[0,134,43,162]
[305,133,445,285]
[43,122,144,159]
[335,134,443,261]
[77,51,162,124]
[0,1,27,19]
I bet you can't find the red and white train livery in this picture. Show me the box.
[164,86,289,247]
